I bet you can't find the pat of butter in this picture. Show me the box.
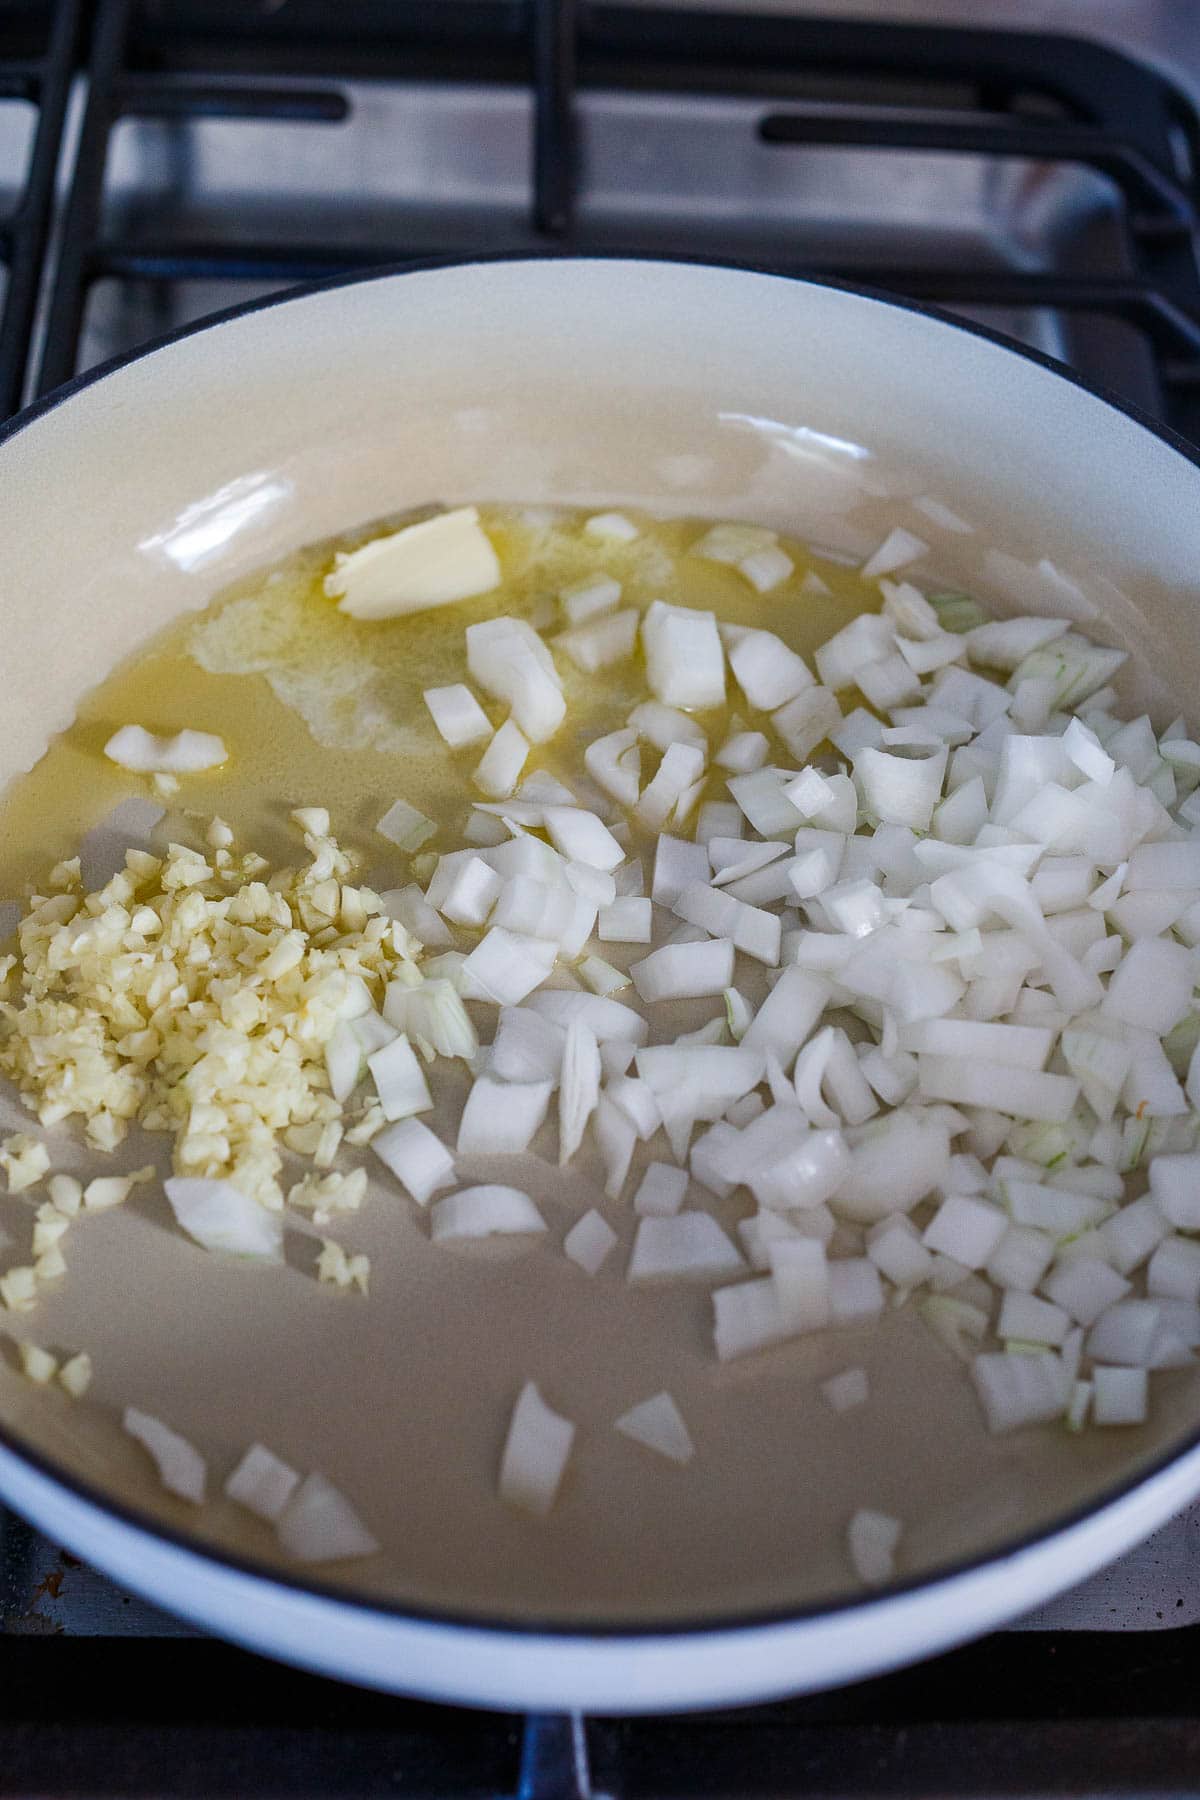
[325,506,501,619]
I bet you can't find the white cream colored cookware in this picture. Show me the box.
[1,259,1199,1712]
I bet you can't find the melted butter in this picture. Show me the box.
[0,505,874,897]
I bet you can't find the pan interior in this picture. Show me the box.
[0,259,1198,1628]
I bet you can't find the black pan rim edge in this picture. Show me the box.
[3,248,1200,1656]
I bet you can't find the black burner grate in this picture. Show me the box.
[5,5,1200,1793]
[0,0,79,414]
[0,1629,1198,1796]
[20,0,1200,443]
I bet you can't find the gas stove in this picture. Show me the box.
[2,2,1200,1791]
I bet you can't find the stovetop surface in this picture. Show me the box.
[2,3,1200,1789]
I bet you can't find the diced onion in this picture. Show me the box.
[614,1391,695,1463]
[104,725,228,774]
[276,1472,380,1561]
[633,1161,689,1217]
[225,1442,301,1522]
[642,600,725,709]
[563,1208,618,1275]
[165,1177,283,1262]
[124,1407,206,1504]
[457,1077,553,1154]
[821,1367,869,1413]
[628,1212,743,1281]
[631,938,735,1003]
[423,683,493,749]
[431,1185,546,1241]
[499,1381,574,1515]
[846,1507,902,1585]
[376,798,437,852]
[372,1117,455,1205]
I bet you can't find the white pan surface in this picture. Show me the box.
[0,259,1199,1710]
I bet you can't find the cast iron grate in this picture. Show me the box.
[25,0,1200,445]
[0,1629,1197,1795]
[0,0,79,415]
[6,4,1200,1793]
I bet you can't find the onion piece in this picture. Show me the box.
[715,729,770,774]
[1092,1365,1148,1426]
[725,626,814,710]
[124,1408,206,1504]
[772,687,844,761]
[629,700,708,754]
[965,615,1071,672]
[672,883,781,966]
[104,725,228,774]
[437,855,503,926]
[631,938,735,1003]
[598,897,653,944]
[633,1162,689,1217]
[560,573,621,624]
[972,1351,1066,1433]
[614,1392,695,1463]
[769,1236,831,1330]
[423,683,493,749]
[584,511,638,541]
[555,608,639,673]
[165,1177,283,1262]
[595,1094,637,1201]
[466,616,565,743]
[637,743,706,832]
[821,1367,870,1413]
[584,728,641,808]
[457,1076,553,1155]
[713,1274,791,1360]
[917,1055,1080,1123]
[1042,1256,1131,1326]
[862,527,928,581]
[384,979,478,1061]
[225,1442,300,1523]
[636,1043,765,1121]
[846,1508,902,1585]
[742,966,832,1064]
[1102,937,1195,1036]
[499,1382,575,1516]
[835,1113,951,1224]
[461,928,558,1006]
[652,834,711,906]
[529,990,649,1045]
[377,798,438,853]
[490,1007,566,1084]
[563,1208,618,1275]
[473,720,530,799]
[1149,1152,1200,1229]
[379,884,456,948]
[543,806,624,872]
[431,1186,546,1241]
[559,1019,601,1165]
[276,1472,380,1562]
[998,1289,1070,1347]
[642,600,725,709]
[628,1212,743,1281]
[372,1117,455,1206]
[368,1034,433,1121]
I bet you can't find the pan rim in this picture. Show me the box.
[3,249,1200,1643]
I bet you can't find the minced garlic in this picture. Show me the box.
[0,814,424,1209]
[18,1342,57,1384]
[0,1267,38,1313]
[288,1167,368,1228]
[58,1351,92,1399]
[0,1134,49,1194]
[316,1237,370,1294]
